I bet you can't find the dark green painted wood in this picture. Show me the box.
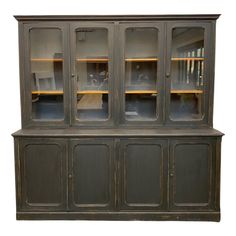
[13,15,222,221]
[118,22,165,126]
[69,139,115,210]
[170,139,216,210]
[21,22,70,128]
[19,138,67,211]
[165,22,212,126]
[119,139,168,210]
[14,14,221,22]
[70,22,115,127]
[12,128,224,137]
[16,211,220,221]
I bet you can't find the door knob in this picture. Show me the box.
[166,73,171,78]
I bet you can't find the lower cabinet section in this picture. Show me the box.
[14,135,221,221]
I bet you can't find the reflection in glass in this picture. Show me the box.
[170,27,204,120]
[125,28,158,120]
[76,28,109,120]
[30,28,63,120]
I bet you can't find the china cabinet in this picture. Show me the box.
[12,15,223,221]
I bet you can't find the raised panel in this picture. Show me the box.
[120,139,167,210]
[70,139,114,210]
[20,139,67,211]
[170,139,214,210]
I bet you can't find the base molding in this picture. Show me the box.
[17,211,220,221]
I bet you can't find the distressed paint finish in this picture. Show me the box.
[13,15,223,221]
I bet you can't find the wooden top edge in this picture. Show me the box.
[14,14,221,21]
[12,128,224,137]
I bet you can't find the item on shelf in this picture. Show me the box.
[34,71,56,91]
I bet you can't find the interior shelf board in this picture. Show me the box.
[77,90,109,94]
[32,90,63,95]
[125,58,158,62]
[31,58,63,62]
[76,58,109,62]
[125,90,157,94]
[171,89,203,94]
[171,57,204,61]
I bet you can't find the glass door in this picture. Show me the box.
[23,23,69,127]
[120,23,164,124]
[166,22,211,124]
[70,23,114,125]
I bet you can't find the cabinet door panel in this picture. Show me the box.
[19,139,67,211]
[69,139,114,210]
[170,139,215,210]
[70,23,114,126]
[23,23,70,127]
[120,139,167,210]
[165,22,212,126]
[119,22,165,125]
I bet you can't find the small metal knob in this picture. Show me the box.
[71,74,75,77]
[170,172,174,177]
[68,174,73,179]
[166,73,170,78]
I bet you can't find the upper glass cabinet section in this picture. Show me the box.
[19,18,215,128]
[169,27,205,121]
[75,27,109,121]
[30,28,64,120]
[124,27,159,121]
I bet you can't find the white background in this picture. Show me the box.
[0,0,235,235]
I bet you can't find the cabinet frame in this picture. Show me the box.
[14,15,222,221]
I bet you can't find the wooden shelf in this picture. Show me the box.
[77,90,108,94]
[32,89,203,95]
[31,58,63,62]
[171,89,203,94]
[125,89,203,94]
[76,58,108,63]
[125,58,158,62]
[32,90,63,95]
[171,57,204,61]
[32,90,109,95]
[125,90,157,94]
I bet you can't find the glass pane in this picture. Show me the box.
[76,28,109,120]
[125,28,158,120]
[170,27,204,120]
[30,28,64,120]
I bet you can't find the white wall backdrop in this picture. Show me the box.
[0,0,234,235]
